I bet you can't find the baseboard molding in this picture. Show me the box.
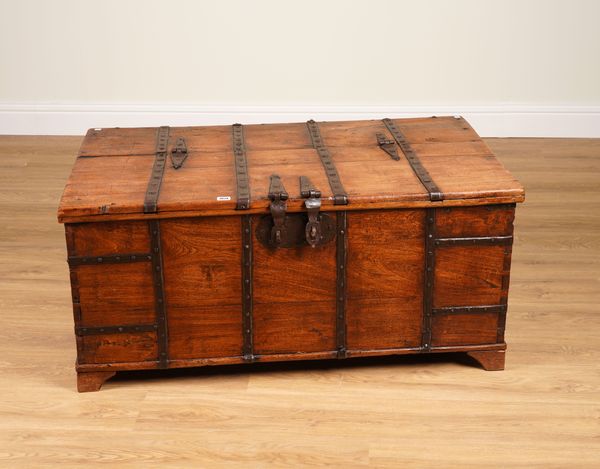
[1,103,599,137]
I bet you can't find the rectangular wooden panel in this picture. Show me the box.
[435,205,515,238]
[346,298,422,349]
[346,210,424,350]
[79,332,158,364]
[69,220,150,255]
[253,301,336,354]
[431,312,499,346]
[433,245,507,308]
[76,263,155,326]
[252,215,337,353]
[161,217,243,359]
[161,217,242,306]
[167,305,243,359]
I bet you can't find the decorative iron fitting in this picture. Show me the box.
[376,132,400,160]
[76,324,158,336]
[306,120,348,205]
[148,220,169,369]
[144,126,170,213]
[432,305,508,315]
[170,137,188,169]
[300,176,323,248]
[434,236,513,247]
[382,118,443,202]
[422,208,436,351]
[68,253,152,266]
[336,211,348,358]
[268,174,288,247]
[241,215,254,361]
[232,124,251,210]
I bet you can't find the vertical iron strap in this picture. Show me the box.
[336,211,348,357]
[497,209,515,342]
[232,124,251,210]
[149,220,169,368]
[241,215,254,361]
[144,126,170,213]
[382,118,444,202]
[306,120,348,205]
[422,208,436,351]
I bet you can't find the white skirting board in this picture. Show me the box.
[0,104,599,137]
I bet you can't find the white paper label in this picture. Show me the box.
[217,196,232,201]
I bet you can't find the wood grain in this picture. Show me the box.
[434,245,508,307]
[346,210,424,350]
[75,263,156,326]
[57,117,524,220]
[0,135,598,467]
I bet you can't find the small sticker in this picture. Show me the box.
[217,196,232,201]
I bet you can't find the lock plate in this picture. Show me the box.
[255,213,336,249]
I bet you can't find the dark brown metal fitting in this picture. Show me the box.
[170,137,188,169]
[268,174,288,247]
[376,132,400,160]
[300,176,323,248]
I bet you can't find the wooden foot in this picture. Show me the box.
[466,350,505,371]
[77,371,116,392]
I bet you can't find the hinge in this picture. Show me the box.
[170,137,188,169]
[376,132,400,160]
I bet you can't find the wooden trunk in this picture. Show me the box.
[58,117,524,391]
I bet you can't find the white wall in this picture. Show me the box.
[1,0,599,136]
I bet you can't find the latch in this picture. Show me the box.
[300,176,323,248]
[268,174,288,247]
[170,137,188,169]
[376,132,400,160]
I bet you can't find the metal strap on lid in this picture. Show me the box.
[144,126,170,213]
[232,124,251,210]
[306,120,348,205]
[382,118,444,202]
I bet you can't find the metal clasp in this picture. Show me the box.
[300,176,322,247]
[268,174,288,246]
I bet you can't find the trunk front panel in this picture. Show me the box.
[67,205,515,370]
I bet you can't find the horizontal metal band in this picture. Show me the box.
[434,236,513,246]
[76,324,158,336]
[432,305,508,315]
[68,253,152,266]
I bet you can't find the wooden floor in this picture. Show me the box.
[0,136,599,467]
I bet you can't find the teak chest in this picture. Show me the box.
[58,117,525,392]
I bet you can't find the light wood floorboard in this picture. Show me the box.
[0,136,598,467]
